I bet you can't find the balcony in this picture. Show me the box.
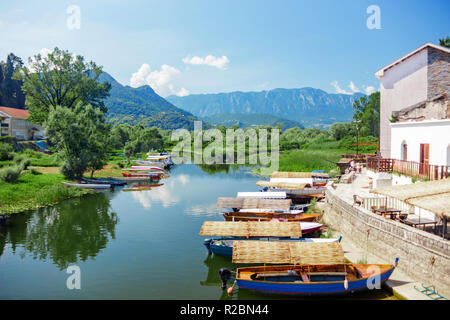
[367,157,450,181]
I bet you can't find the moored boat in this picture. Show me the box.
[219,241,399,296]
[204,236,342,258]
[81,177,127,186]
[233,261,398,295]
[129,166,164,172]
[62,182,111,189]
[223,211,321,222]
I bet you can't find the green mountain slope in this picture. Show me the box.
[99,72,200,130]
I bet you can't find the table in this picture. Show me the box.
[374,207,402,220]
[403,216,437,231]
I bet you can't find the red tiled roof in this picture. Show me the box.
[0,106,29,119]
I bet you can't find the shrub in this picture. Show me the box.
[0,143,14,161]
[30,168,43,175]
[13,154,31,170]
[0,165,23,183]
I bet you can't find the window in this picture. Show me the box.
[401,141,408,161]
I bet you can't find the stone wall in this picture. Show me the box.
[323,187,450,296]
[428,47,450,100]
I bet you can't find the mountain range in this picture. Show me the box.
[100,72,364,130]
[167,88,364,128]
[201,113,304,129]
[99,72,199,130]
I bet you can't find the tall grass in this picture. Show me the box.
[278,149,343,172]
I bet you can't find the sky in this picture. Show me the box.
[0,0,449,98]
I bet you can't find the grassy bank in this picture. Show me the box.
[0,172,90,215]
[254,149,344,176]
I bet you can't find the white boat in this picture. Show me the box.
[62,182,111,189]
[237,192,287,199]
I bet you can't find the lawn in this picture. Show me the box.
[0,172,89,214]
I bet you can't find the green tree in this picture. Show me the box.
[352,92,380,138]
[0,53,26,108]
[45,103,110,180]
[439,36,450,48]
[13,47,111,124]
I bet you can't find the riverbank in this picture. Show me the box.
[0,171,90,215]
[252,149,343,177]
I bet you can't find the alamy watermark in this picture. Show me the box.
[66,265,81,290]
[171,121,279,170]
[66,5,81,30]
[367,5,381,30]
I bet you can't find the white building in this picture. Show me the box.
[375,43,450,166]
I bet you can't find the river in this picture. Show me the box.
[0,164,395,299]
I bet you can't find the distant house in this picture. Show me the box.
[0,106,45,140]
[375,42,450,166]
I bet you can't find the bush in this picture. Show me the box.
[0,165,23,183]
[13,154,31,170]
[30,168,43,175]
[0,142,14,161]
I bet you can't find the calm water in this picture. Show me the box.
[0,164,395,300]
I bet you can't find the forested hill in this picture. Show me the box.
[167,88,365,128]
[201,113,304,129]
[99,72,200,130]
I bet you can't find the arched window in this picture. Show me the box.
[401,141,408,161]
[447,145,450,167]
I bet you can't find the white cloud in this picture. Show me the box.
[130,63,189,97]
[182,55,229,69]
[349,81,360,93]
[363,85,376,95]
[331,81,352,95]
[331,81,377,95]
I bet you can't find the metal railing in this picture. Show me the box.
[367,157,450,181]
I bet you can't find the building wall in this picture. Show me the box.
[379,49,429,158]
[324,188,450,297]
[391,119,450,166]
[428,47,450,99]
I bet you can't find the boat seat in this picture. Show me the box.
[308,272,347,276]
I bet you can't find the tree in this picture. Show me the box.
[439,36,450,48]
[13,47,111,124]
[352,92,380,138]
[0,53,26,108]
[45,103,110,180]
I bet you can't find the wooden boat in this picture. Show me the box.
[62,182,111,189]
[81,178,127,186]
[121,172,163,178]
[204,236,342,258]
[233,261,398,296]
[129,166,164,172]
[223,211,321,222]
[221,241,398,296]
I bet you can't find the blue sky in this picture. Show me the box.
[0,0,448,97]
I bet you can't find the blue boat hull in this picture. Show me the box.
[236,268,395,296]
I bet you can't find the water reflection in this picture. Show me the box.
[0,193,117,270]
[130,174,190,209]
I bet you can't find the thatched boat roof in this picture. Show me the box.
[271,171,329,178]
[256,181,311,190]
[232,241,345,264]
[370,179,450,218]
[199,221,302,237]
[216,197,292,211]
[406,192,450,218]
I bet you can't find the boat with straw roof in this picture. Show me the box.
[219,241,398,295]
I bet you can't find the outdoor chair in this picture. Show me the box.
[353,195,362,207]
